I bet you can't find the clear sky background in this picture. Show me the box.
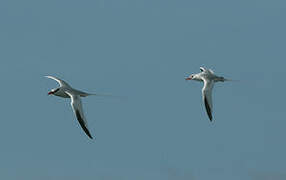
[0,0,285,179]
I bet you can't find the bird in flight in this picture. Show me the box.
[185,67,231,121]
[46,76,95,139]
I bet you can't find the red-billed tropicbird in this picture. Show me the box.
[185,67,231,121]
[46,76,96,139]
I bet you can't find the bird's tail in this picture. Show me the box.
[217,76,239,82]
[83,93,113,97]
[95,93,115,97]
[83,93,126,100]
[223,78,240,82]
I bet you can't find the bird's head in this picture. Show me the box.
[48,88,60,95]
[185,74,195,80]
[185,74,202,81]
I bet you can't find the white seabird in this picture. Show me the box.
[185,67,231,121]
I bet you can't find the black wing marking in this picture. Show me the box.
[75,110,93,139]
[200,67,206,72]
[204,96,213,121]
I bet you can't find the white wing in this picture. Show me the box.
[200,67,215,74]
[45,76,71,87]
[209,69,214,74]
[200,67,207,72]
[202,78,214,121]
[65,91,93,139]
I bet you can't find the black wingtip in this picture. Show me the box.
[75,110,93,139]
[204,97,213,122]
[88,134,93,139]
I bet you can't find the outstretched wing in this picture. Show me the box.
[45,76,71,87]
[65,91,93,139]
[202,78,214,121]
[200,67,207,72]
[208,69,215,74]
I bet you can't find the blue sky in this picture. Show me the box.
[0,0,285,179]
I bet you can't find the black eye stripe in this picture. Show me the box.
[54,88,60,93]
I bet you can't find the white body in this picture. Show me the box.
[46,76,94,139]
